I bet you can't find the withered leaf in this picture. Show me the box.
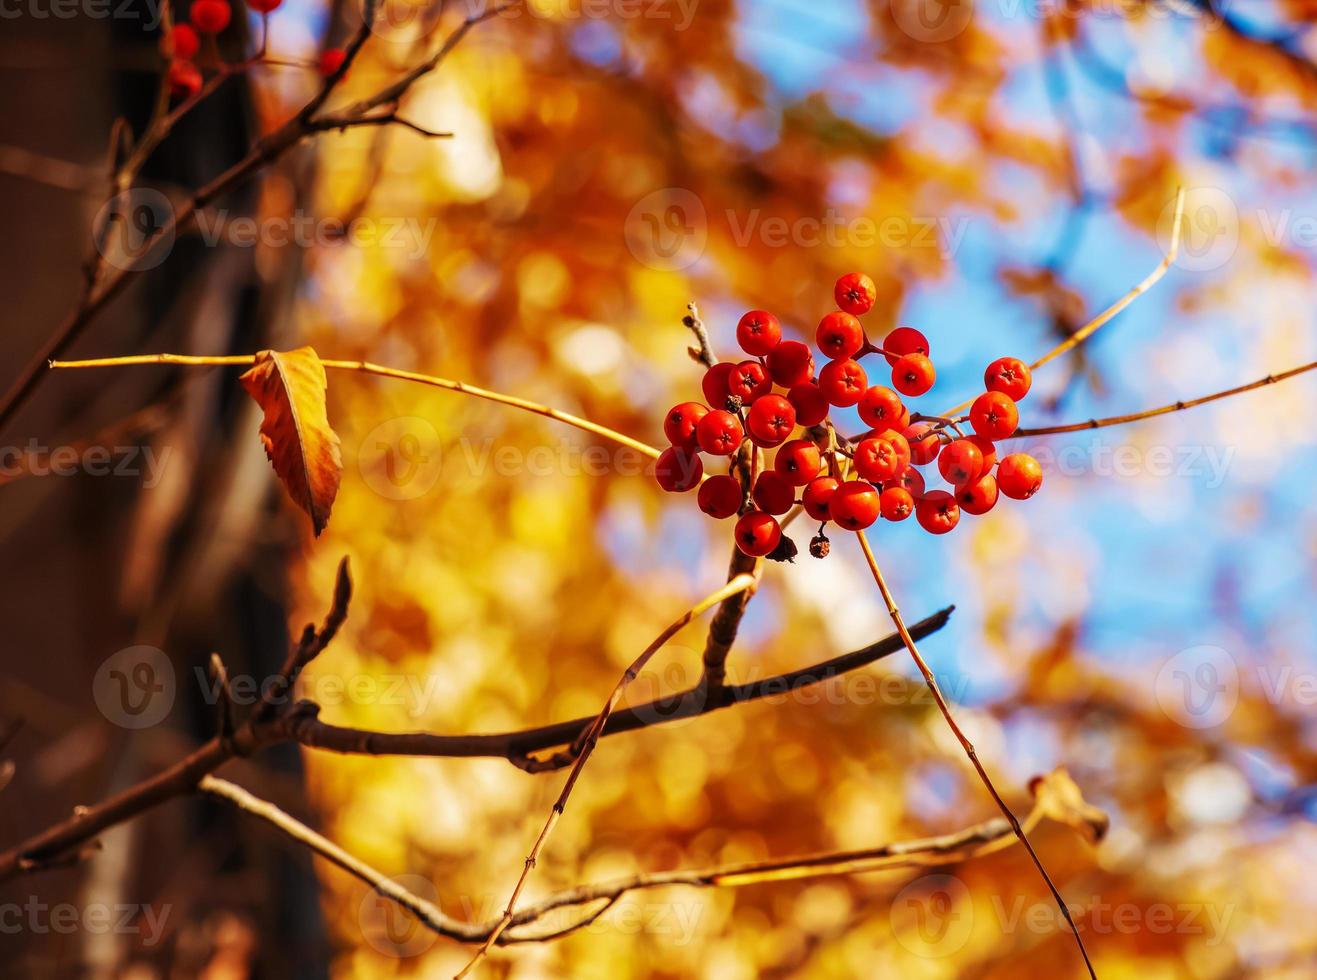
[1030,767,1110,844]
[239,347,342,536]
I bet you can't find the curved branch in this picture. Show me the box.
[201,768,1103,949]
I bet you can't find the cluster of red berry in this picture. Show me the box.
[161,3,346,100]
[655,273,1044,558]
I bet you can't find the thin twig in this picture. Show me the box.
[48,354,664,461]
[1011,360,1317,437]
[1031,186,1186,371]
[941,188,1186,419]
[455,572,758,977]
[853,531,1097,980]
[682,302,717,367]
[200,776,479,939]
[201,769,1101,948]
[209,654,236,745]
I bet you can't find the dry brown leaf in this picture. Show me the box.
[239,347,342,536]
[1029,768,1109,845]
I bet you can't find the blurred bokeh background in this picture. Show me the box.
[2,0,1317,976]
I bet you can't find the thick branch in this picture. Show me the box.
[0,605,952,885]
[288,607,954,766]
[698,545,761,691]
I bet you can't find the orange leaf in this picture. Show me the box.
[239,347,342,536]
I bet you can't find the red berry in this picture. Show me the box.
[775,439,822,485]
[816,311,864,360]
[696,410,743,456]
[167,59,203,99]
[886,466,925,497]
[938,439,984,486]
[904,423,941,465]
[766,341,814,388]
[834,272,877,316]
[854,437,901,484]
[736,310,781,357]
[698,474,743,519]
[163,23,200,59]
[984,356,1032,402]
[891,353,935,397]
[818,359,867,408]
[746,395,796,447]
[702,362,735,410]
[857,385,905,429]
[956,473,999,515]
[248,0,282,12]
[735,511,781,557]
[916,490,960,534]
[728,360,772,402]
[880,486,915,522]
[882,326,930,366]
[752,470,795,515]
[829,480,881,530]
[997,453,1043,499]
[319,48,348,76]
[787,383,830,426]
[655,447,702,492]
[802,476,839,521]
[663,401,708,449]
[967,435,997,477]
[190,0,231,33]
[873,428,911,473]
[969,391,1019,440]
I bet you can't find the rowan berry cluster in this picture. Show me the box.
[655,273,1044,558]
[161,3,346,100]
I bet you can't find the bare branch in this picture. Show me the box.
[202,770,1104,950]
[1012,360,1317,437]
[200,776,480,941]
[292,606,954,768]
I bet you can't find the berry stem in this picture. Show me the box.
[455,571,759,978]
[853,530,1098,980]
